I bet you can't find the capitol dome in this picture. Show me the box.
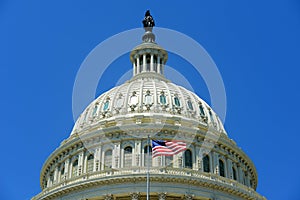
[32,11,266,200]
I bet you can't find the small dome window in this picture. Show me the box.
[116,94,123,108]
[92,104,98,116]
[103,101,109,111]
[103,97,110,111]
[209,109,215,123]
[174,96,180,107]
[187,100,194,110]
[83,109,89,121]
[144,90,153,105]
[159,91,167,105]
[199,103,205,116]
[129,92,138,105]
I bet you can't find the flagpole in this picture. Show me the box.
[146,135,150,200]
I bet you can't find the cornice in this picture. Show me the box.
[33,168,266,200]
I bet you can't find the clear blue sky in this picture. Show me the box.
[1,1,300,199]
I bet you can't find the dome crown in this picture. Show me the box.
[71,12,226,136]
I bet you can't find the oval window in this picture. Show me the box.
[103,101,109,111]
[174,96,180,107]
[187,100,193,110]
[160,94,166,105]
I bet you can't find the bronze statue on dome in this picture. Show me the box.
[142,10,155,29]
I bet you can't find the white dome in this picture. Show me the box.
[71,73,226,136]
[33,14,266,200]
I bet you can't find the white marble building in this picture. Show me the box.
[32,12,266,200]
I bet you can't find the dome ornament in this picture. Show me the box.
[142,10,155,30]
[142,10,156,43]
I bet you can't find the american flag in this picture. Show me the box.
[151,140,187,157]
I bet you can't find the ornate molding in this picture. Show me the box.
[130,192,140,200]
[158,192,167,200]
[184,194,194,200]
[104,194,113,200]
[33,169,266,200]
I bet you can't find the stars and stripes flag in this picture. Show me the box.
[151,140,187,157]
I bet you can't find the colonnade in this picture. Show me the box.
[44,140,252,189]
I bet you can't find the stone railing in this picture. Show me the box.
[33,167,265,200]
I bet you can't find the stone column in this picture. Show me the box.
[78,151,84,176]
[113,143,120,168]
[130,192,140,200]
[134,140,141,166]
[245,172,250,186]
[213,152,219,174]
[238,165,243,183]
[143,54,146,72]
[65,157,70,179]
[53,166,59,184]
[57,166,61,181]
[150,54,154,71]
[47,175,51,187]
[227,159,233,179]
[133,62,136,76]
[83,151,88,174]
[197,147,202,171]
[137,57,140,74]
[157,56,161,74]
[69,159,73,179]
[96,147,101,171]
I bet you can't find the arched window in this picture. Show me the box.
[83,110,89,121]
[184,150,193,169]
[199,104,205,116]
[72,159,78,177]
[87,154,94,173]
[144,145,152,167]
[174,96,180,107]
[159,92,167,105]
[209,110,215,123]
[232,167,237,180]
[166,156,173,167]
[219,159,225,177]
[104,150,112,169]
[144,90,153,106]
[103,100,109,111]
[92,105,98,116]
[203,155,210,173]
[124,146,133,168]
